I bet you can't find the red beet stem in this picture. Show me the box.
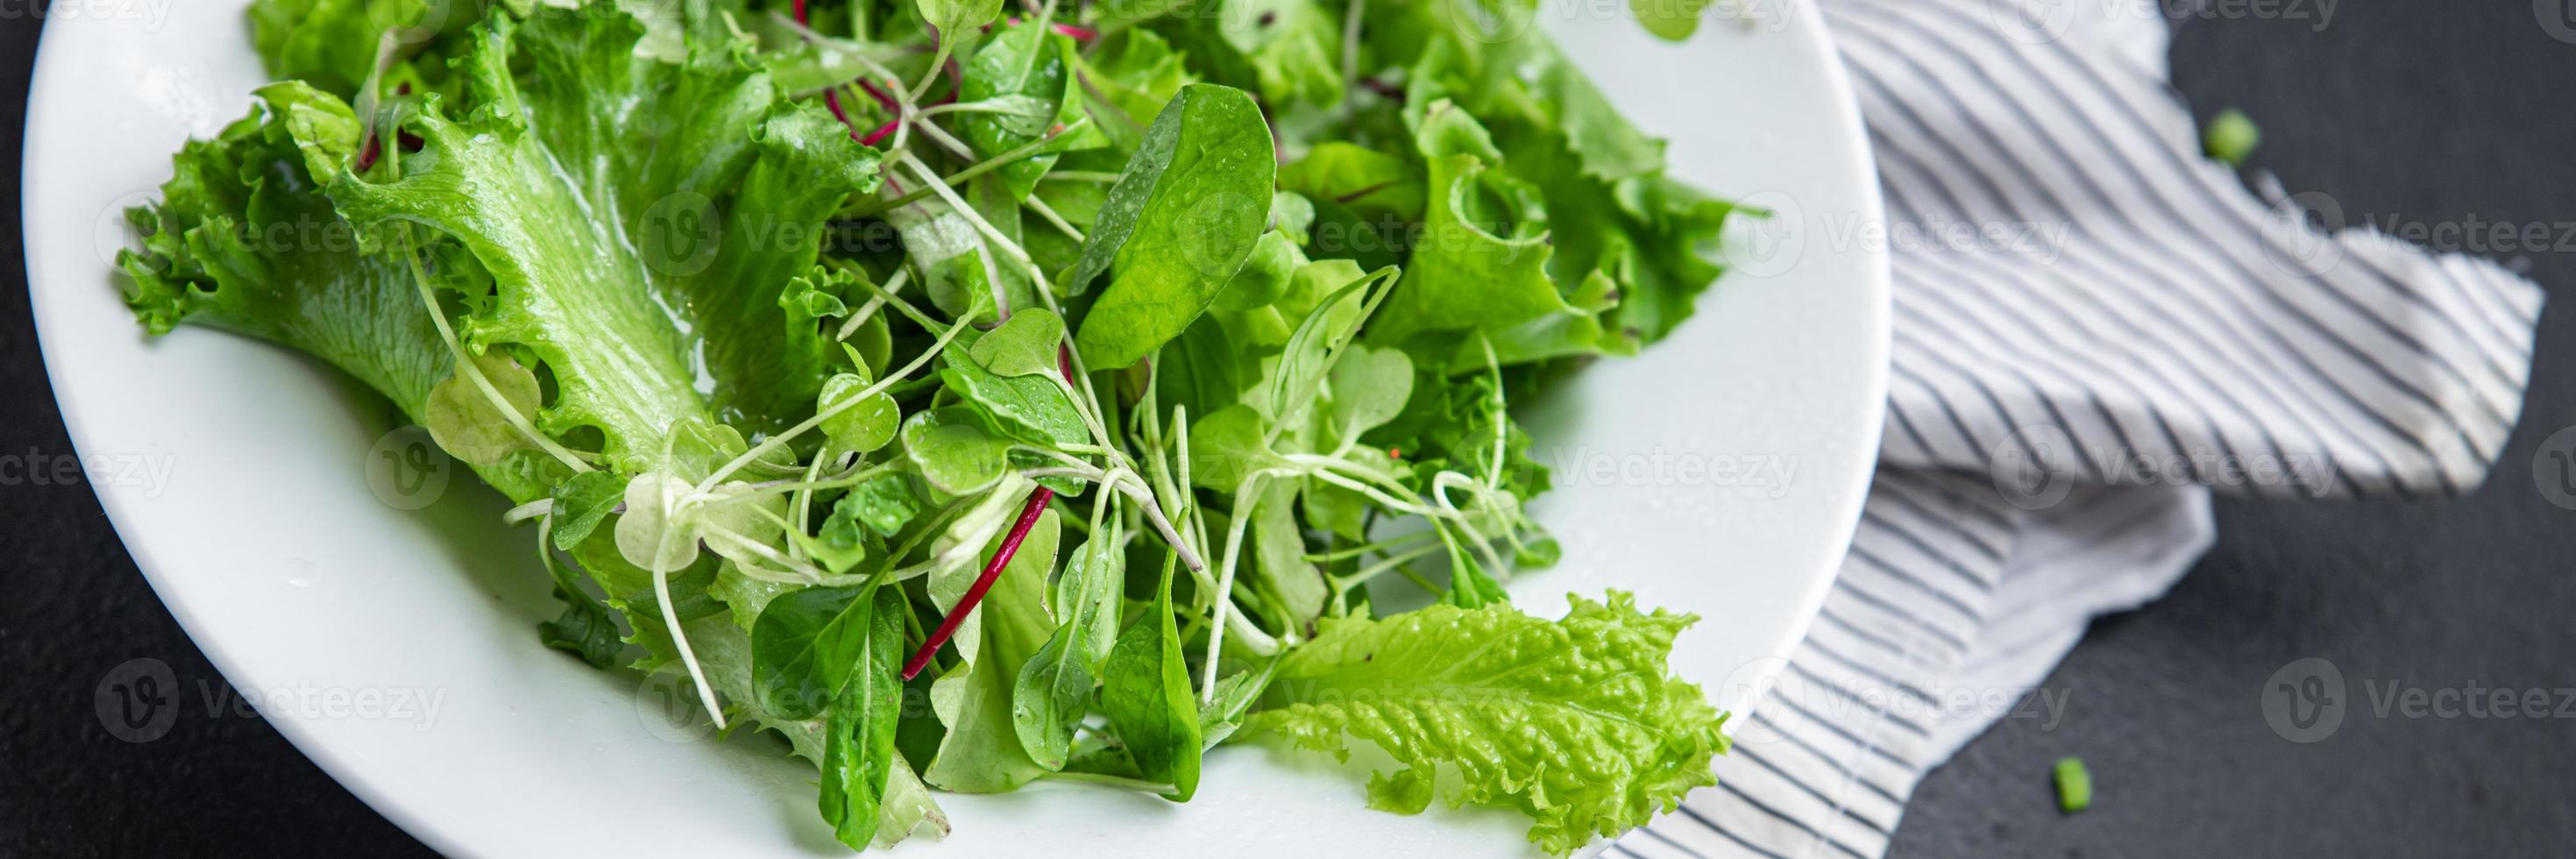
[856,77,901,113]
[859,118,900,146]
[823,89,862,141]
[353,133,383,173]
[900,487,1057,680]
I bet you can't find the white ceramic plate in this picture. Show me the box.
[25,2,1886,855]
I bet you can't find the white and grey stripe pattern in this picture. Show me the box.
[1617,0,2544,856]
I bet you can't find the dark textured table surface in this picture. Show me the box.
[6,3,2575,856]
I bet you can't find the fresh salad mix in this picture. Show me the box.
[117,0,1746,852]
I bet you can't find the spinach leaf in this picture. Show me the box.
[752,584,878,721]
[964,308,1065,378]
[1198,650,1283,747]
[1011,508,1125,769]
[547,470,624,550]
[1102,553,1201,799]
[817,585,909,850]
[1066,84,1276,368]
[536,517,621,669]
[1152,316,1251,422]
[959,20,1075,199]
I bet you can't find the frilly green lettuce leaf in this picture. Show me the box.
[118,85,438,406]
[1243,593,1730,855]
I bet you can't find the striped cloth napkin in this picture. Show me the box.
[1615,1,2545,856]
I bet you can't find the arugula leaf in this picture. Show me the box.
[1066,83,1277,367]
[1102,554,1201,799]
[1244,593,1730,855]
[817,585,909,849]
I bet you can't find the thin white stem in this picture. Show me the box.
[647,492,726,730]
[404,252,593,473]
[896,153,1051,288]
[700,523,828,584]
[1199,474,1265,703]
[910,42,953,103]
[504,498,553,524]
[911,114,979,160]
[1341,543,1442,587]
[1304,468,1440,519]
[1018,458,1205,574]
[698,309,972,494]
[1025,194,1085,243]
[834,266,909,342]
